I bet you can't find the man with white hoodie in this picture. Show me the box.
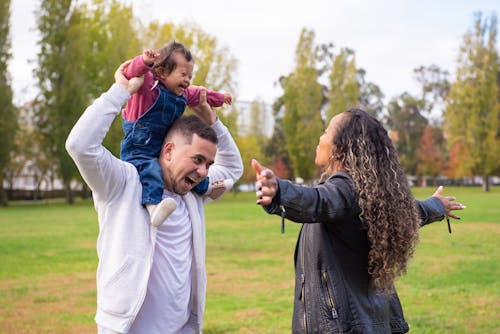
[66,61,243,333]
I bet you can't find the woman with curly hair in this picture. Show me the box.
[251,109,464,333]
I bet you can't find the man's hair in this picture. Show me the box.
[165,115,218,145]
[153,40,193,76]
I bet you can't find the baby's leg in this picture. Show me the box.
[193,177,234,200]
[140,159,177,227]
[146,198,176,227]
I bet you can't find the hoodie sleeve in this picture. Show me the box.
[65,84,132,201]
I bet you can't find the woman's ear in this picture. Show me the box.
[331,145,343,160]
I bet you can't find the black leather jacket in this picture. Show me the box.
[264,172,446,334]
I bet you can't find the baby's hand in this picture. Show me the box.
[224,93,233,105]
[142,49,159,66]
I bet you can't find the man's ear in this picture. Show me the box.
[161,142,175,161]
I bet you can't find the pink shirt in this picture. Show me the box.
[122,55,226,121]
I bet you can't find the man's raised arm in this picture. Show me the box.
[65,61,144,198]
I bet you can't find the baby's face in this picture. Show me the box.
[160,52,194,96]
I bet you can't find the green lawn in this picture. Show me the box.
[0,186,498,333]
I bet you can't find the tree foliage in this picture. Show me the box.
[280,28,324,180]
[262,95,294,180]
[413,64,450,124]
[235,135,265,185]
[83,0,141,156]
[0,0,18,205]
[34,0,91,204]
[326,48,360,120]
[445,13,500,191]
[247,99,267,140]
[326,47,384,120]
[357,68,384,118]
[416,124,447,181]
[386,93,428,175]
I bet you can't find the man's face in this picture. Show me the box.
[160,133,217,195]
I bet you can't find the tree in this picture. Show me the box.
[233,98,269,185]
[408,65,451,180]
[33,0,142,202]
[262,96,294,180]
[386,93,428,175]
[235,135,265,185]
[8,102,55,200]
[325,48,360,120]
[324,45,384,120]
[416,124,447,185]
[357,68,385,118]
[247,99,268,141]
[413,64,450,124]
[84,0,141,156]
[34,0,90,204]
[445,13,500,191]
[0,0,18,205]
[280,28,324,180]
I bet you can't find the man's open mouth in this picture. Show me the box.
[185,176,198,186]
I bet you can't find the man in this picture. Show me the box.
[66,61,243,333]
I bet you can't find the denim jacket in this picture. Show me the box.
[264,172,446,333]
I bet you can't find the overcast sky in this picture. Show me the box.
[9,0,500,106]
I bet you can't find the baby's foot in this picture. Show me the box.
[207,179,234,200]
[147,198,177,227]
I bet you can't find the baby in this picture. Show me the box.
[120,41,233,227]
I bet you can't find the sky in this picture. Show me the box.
[9,0,500,106]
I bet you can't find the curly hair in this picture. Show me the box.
[323,109,421,293]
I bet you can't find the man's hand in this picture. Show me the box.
[114,60,144,95]
[190,89,217,125]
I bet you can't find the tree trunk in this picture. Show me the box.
[0,186,8,206]
[482,174,490,192]
[65,181,74,204]
[81,182,91,199]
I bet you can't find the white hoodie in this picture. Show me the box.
[66,84,243,333]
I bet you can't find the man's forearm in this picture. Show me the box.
[66,84,129,158]
[208,120,243,184]
[66,83,130,196]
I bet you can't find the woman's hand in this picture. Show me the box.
[251,159,278,206]
[432,186,466,220]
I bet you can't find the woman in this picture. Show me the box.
[252,109,464,333]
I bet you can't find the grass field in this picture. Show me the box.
[0,186,498,333]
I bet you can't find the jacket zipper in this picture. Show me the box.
[300,227,308,333]
[280,205,286,233]
[321,271,339,320]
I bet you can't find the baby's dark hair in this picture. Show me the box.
[153,41,193,76]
